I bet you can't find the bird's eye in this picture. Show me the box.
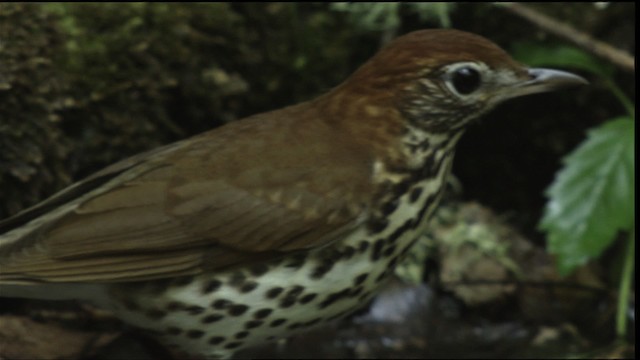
[450,66,481,95]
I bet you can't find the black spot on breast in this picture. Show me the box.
[299,293,317,304]
[343,246,356,260]
[287,285,305,298]
[311,260,334,279]
[202,314,224,324]
[386,219,413,245]
[279,297,296,308]
[239,281,258,293]
[186,305,205,315]
[419,137,430,150]
[359,241,370,253]
[383,244,396,257]
[367,217,389,234]
[265,287,284,299]
[375,271,388,283]
[393,180,412,198]
[228,304,249,316]
[371,239,385,261]
[202,279,222,294]
[285,253,307,269]
[280,285,305,307]
[358,292,372,302]
[388,255,400,270]
[350,286,364,297]
[353,273,368,286]
[245,320,264,329]
[417,155,436,180]
[249,263,270,277]
[235,331,249,339]
[228,272,246,287]
[319,288,351,309]
[416,149,451,181]
[270,318,287,327]
[381,198,399,216]
[416,192,438,225]
[409,187,423,203]
[411,217,421,229]
[253,308,273,319]
[211,299,232,310]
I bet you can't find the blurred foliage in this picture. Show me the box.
[40,3,250,173]
[0,4,72,216]
[0,3,357,218]
[516,43,635,270]
[540,117,634,274]
[512,43,616,78]
[331,3,455,32]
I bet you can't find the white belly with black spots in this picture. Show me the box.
[106,155,452,359]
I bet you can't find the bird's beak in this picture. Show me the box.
[508,68,588,98]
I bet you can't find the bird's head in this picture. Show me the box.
[324,29,587,136]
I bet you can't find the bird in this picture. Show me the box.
[0,29,586,359]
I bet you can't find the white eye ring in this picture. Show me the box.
[442,62,486,97]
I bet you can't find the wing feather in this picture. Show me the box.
[0,106,375,284]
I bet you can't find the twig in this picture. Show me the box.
[499,3,635,73]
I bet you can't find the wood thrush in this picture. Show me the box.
[0,29,586,358]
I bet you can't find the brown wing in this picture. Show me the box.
[0,104,375,283]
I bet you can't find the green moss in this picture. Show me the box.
[0,4,71,217]
[0,4,356,217]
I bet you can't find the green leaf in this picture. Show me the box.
[511,42,615,79]
[540,117,635,275]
